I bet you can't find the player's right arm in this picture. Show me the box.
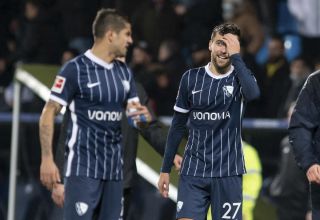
[158,111,188,197]
[158,72,190,197]
[39,100,62,190]
[40,61,77,190]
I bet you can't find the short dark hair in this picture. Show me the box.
[92,8,129,39]
[211,23,241,40]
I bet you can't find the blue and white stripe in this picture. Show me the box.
[175,63,246,178]
[50,50,138,180]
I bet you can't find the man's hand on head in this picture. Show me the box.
[222,33,240,56]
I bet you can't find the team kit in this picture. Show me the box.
[39,9,262,220]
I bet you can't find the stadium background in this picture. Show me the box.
[1,0,320,219]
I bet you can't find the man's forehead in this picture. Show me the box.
[124,23,131,29]
[117,23,131,34]
[212,33,224,41]
[122,23,131,32]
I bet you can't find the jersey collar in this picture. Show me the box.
[84,50,114,70]
[205,63,234,79]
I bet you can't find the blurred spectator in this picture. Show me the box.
[15,0,63,64]
[256,35,291,118]
[158,39,186,90]
[56,0,100,53]
[131,41,153,70]
[4,82,42,112]
[129,41,157,91]
[222,0,265,55]
[174,0,222,64]
[147,67,176,116]
[113,0,145,18]
[0,55,14,111]
[288,0,320,63]
[253,0,277,34]
[190,42,211,68]
[266,103,309,220]
[241,141,263,220]
[60,48,79,65]
[279,56,310,117]
[314,57,320,71]
[0,1,19,62]
[131,0,180,57]
[241,40,261,118]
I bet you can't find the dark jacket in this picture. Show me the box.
[121,83,166,189]
[55,82,167,189]
[269,137,309,219]
[289,70,320,171]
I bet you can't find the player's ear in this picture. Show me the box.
[105,30,114,43]
[208,40,212,52]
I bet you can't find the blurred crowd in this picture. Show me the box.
[1,0,320,219]
[1,0,320,117]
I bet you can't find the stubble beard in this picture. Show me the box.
[211,55,231,74]
[115,48,126,58]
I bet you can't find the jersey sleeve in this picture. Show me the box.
[174,71,190,113]
[49,61,78,106]
[125,65,139,103]
[231,54,260,102]
[161,111,189,173]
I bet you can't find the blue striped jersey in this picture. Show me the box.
[50,50,139,180]
[176,63,246,178]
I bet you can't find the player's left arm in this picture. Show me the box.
[223,34,260,101]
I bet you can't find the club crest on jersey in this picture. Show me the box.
[52,76,66,94]
[177,201,184,212]
[122,80,130,93]
[223,85,234,97]
[75,202,88,216]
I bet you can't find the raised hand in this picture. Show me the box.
[222,33,240,56]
